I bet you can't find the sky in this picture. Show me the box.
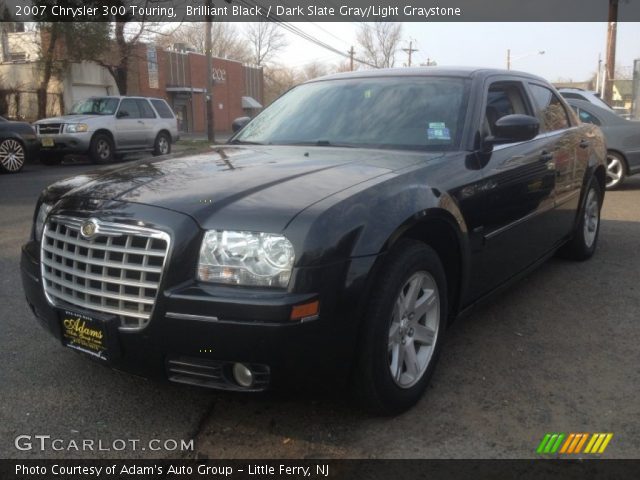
[277,22,640,82]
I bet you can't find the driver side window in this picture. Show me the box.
[485,82,531,136]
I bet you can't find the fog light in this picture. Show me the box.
[232,363,253,387]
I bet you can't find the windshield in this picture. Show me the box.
[234,76,470,151]
[69,98,120,115]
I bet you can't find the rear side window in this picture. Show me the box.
[560,92,585,101]
[136,99,156,119]
[574,107,601,126]
[529,84,571,132]
[150,99,175,119]
[118,99,141,119]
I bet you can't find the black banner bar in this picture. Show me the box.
[3,460,640,480]
[1,0,640,22]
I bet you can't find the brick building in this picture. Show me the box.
[127,44,264,134]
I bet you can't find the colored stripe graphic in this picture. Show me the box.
[538,433,613,454]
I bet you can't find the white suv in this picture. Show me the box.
[35,96,179,165]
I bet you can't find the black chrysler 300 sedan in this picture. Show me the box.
[22,68,606,414]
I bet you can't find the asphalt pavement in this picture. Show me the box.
[1,159,639,459]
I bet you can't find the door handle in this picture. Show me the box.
[540,150,554,162]
[138,120,144,124]
[579,140,590,149]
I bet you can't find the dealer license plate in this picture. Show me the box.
[59,310,116,361]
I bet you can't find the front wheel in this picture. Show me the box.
[89,133,114,164]
[558,180,602,261]
[152,132,171,156]
[0,138,25,173]
[605,152,626,189]
[354,240,448,415]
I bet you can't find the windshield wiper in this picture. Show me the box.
[229,139,265,145]
[283,140,356,148]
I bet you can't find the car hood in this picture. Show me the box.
[35,114,104,124]
[55,146,443,231]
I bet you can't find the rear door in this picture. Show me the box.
[526,83,583,238]
[470,78,558,298]
[115,99,145,149]
[136,99,157,147]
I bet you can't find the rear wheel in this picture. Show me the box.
[559,180,602,260]
[89,133,114,164]
[354,240,447,415]
[0,138,25,173]
[605,151,626,189]
[152,132,171,156]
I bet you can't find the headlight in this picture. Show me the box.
[198,230,295,288]
[34,203,53,240]
[66,123,88,133]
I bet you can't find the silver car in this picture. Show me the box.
[34,96,179,165]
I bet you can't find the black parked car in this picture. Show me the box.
[21,68,606,414]
[567,98,640,189]
[0,116,39,173]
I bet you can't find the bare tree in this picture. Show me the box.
[244,22,288,66]
[356,22,403,68]
[263,65,300,104]
[300,61,329,81]
[156,22,250,62]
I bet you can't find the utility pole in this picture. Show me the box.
[596,53,602,94]
[506,49,511,70]
[604,0,618,105]
[402,40,418,67]
[205,0,215,142]
[348,46,355,71]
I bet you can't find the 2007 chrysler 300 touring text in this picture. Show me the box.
[22,68,606,414]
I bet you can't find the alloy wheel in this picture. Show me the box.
[388,271,440,389]
[583,187,600,248]
[0,139,25,172]
[606,154,624,188]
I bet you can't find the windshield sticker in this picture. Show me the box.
[429,122,446,129]
[427,127,451,140]
[364,89,373,99]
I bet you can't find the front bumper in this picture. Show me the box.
[37,132,92,155]
[21,235,372,392]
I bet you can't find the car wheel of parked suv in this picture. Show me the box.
[605,152,626,189]
[152,132,171,156]
[0,138,25,173]
[355,240,447,415]
[558,179,602,261]
[90,133,114,164]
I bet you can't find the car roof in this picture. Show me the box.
[83,96,167,101]
[307,66,549,84]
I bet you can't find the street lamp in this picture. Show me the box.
[507,50,545,70]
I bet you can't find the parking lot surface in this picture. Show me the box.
[1,160,639,459]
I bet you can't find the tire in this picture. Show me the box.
[39,154,64,166]
[89,133,114,164]
[558,179,602,261]
[605,151,626,189]
[354,240,448,415]
[0,138,26,173]
[152,132,171,156]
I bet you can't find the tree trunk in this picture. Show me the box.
[38,25,59,119]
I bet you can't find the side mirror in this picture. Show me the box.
[116,110,129,119]
[232,116,251,133]
[486,114,539,145]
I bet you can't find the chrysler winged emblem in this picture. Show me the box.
[80,220,98,238]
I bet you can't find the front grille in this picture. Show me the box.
[38,123,63,134]
[41,216,170,330]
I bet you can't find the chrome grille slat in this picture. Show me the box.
[38,123,63,134]
[42,244,163,273]
[41,258,158,289]
[44,230,167,256]
[41,216,170,330]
